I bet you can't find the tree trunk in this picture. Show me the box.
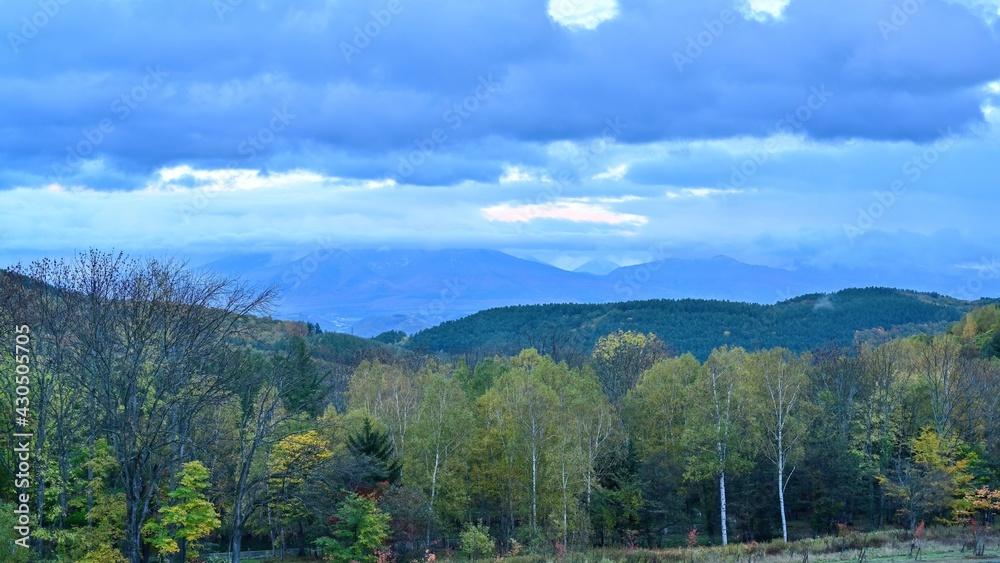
[562,460,569,549]
[531,444,538,532]
[428,448,440,545]
[232,530,243,563]
[777,450,788,542]
[719,470,728,546]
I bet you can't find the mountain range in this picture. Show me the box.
[203,249,1000,337]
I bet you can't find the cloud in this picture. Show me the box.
[2,0,999,187]
[548,0,619,30]
[665,187,749,199]
[742,0,793,21]
[946,0,1000,23]
[499,165,550,184]
[593,164,629,181]
[481,201,647,226]
[2,0,1000,277]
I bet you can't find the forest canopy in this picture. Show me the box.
[2,253,1000,563]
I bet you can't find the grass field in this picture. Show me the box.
[225,528,1000,563]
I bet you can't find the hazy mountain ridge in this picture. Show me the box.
[203,249,1000,336]
[407,287,976,361]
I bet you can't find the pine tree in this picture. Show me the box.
[349,418,403,486]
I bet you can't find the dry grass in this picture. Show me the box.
[439,527,1000,563]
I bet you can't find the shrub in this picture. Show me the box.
[315,492,391,563]
[459,522,494,560]
[763,539,788,556]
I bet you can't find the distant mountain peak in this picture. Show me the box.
[197,248,1000,337]
[574,258,621,276]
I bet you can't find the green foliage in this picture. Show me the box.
[143,461,221,557]
[373,330,407,344]
[11,254,1000,559]
[982,329,1000,359]
[459,356,509,399]
[348,417,403,486]
[592,330,667,404]
[406,369,473,527]
[36,439,130,563]
[459,521,495,560]
[278,335,327,417]
[315,492,391,563]
[408,288,968,360]
[311,331,403,364]
[589,444,644,547]
[0,503,33,562]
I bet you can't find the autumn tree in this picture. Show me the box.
[35,250,273,563]
[748,348,813,542]
[269,430,336,556]
[683,346,750,546]
[144,460,220,561]
[224,346,319,563]
[591,331,667,404]
[913,335,969,440]
[885,429,974,531]
[348,360,424,471]
[407,368,473,537]
[857,339,910,527]
[501,350,560,537]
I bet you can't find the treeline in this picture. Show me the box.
[345,319,1000,552]
[3,252,1000,563]
[406,288,973,362]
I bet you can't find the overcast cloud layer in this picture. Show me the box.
[2,0,999,276]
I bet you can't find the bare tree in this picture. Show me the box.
[915,335,969,440]
[36,250,276,563]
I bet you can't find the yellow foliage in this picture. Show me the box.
[963,486,1000,519]
[592,330,656,361]
[911,428,976,519]
[271,430,335,483]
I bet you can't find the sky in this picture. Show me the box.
[1,0,1000,274]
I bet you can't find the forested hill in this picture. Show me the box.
[407,287,976,360]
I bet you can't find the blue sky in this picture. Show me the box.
[1,0,999,273]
